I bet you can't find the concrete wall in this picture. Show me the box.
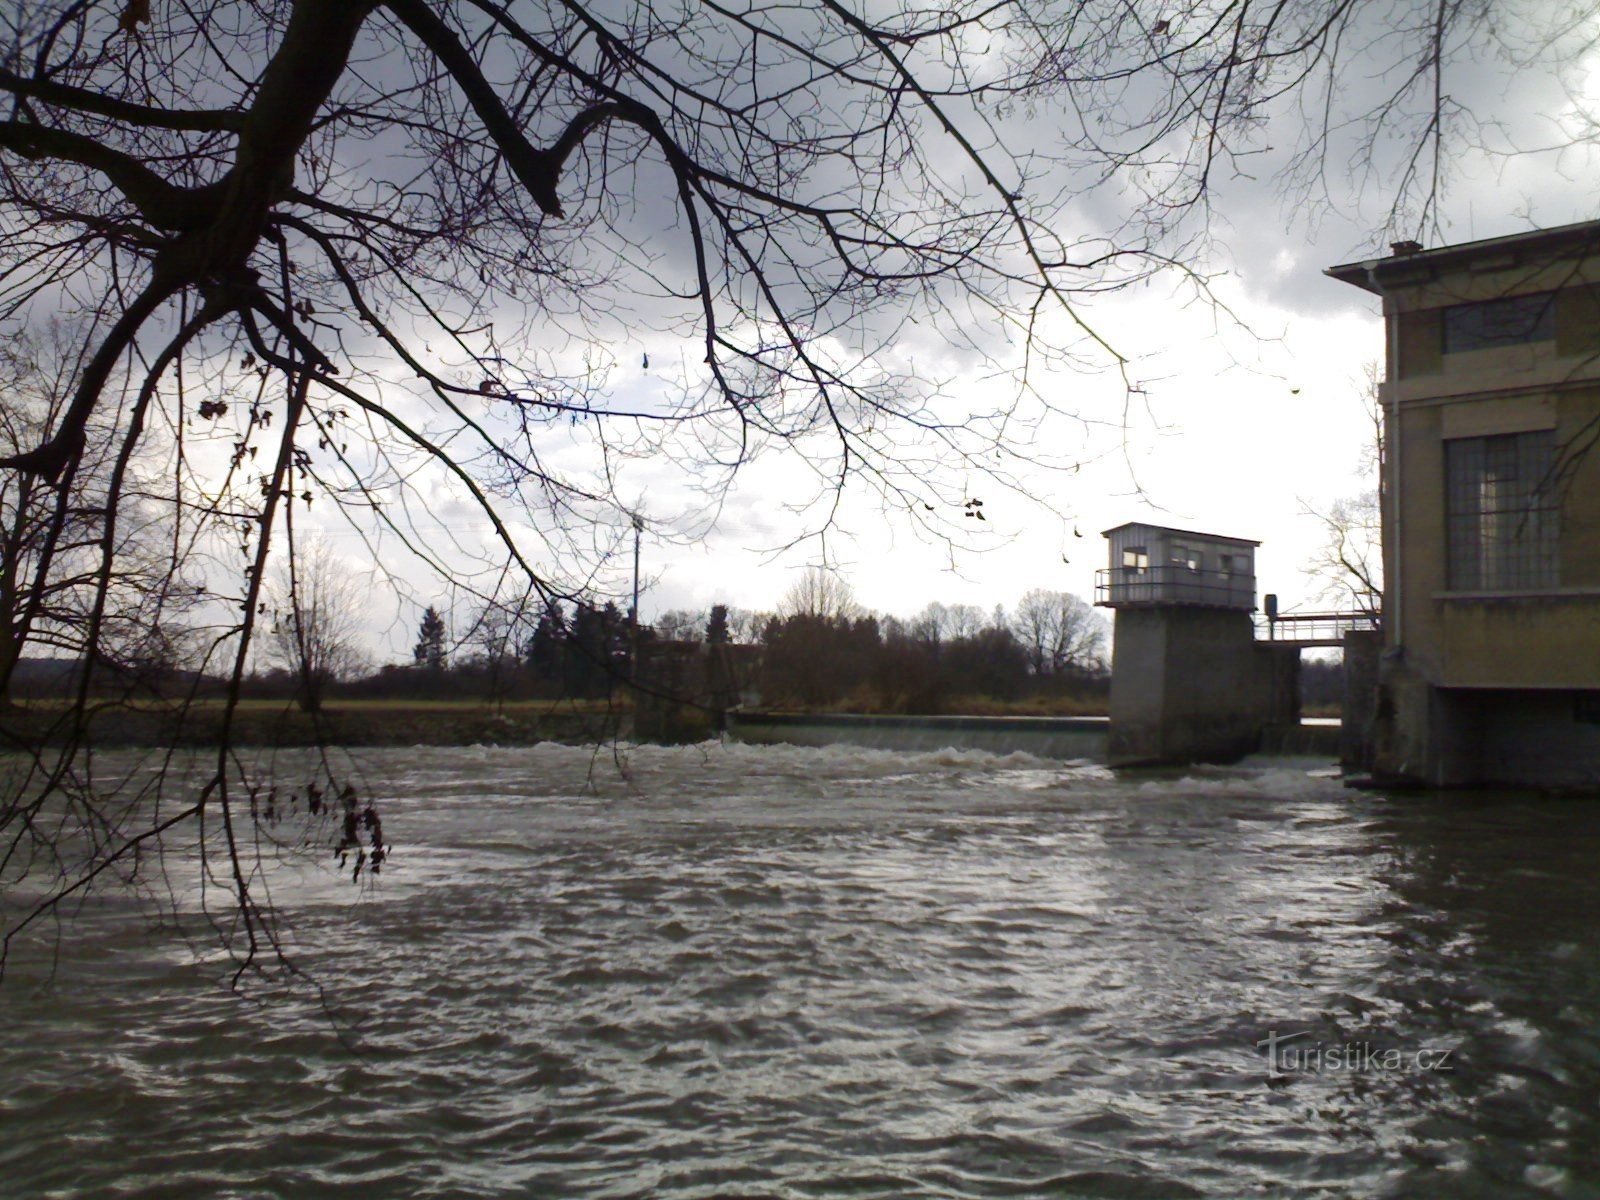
[1107,607,1297,766]
[1371,679,1600,790]
[1437,591,1600,688]
[1367,651,1489,787]
[1473,690,1600,790]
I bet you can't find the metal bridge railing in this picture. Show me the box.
[1257,611,1381,645]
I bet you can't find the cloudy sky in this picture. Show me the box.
[273,0,1600,658]
[507,45,1598,629]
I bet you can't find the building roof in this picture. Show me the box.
[1326,217,1600,295]
[1100,522,1260,547]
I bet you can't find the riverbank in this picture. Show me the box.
[3,697,1341,755]
[0,698,627,748]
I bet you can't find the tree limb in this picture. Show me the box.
[0,119,224,231]
[385,0,616,218]
[0,68,246,134]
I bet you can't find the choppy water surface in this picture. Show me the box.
[4,742,1600,1198]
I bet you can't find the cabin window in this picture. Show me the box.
[1442,292,1556,354]
[1445,430,1559,590]
[1170,544,1200,571]
[1122,546,1149,574]
[1218,553,1237,578]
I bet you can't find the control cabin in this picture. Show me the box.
[1096,523,1258,611]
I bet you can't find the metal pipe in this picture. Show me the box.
[1366,261,1402,652]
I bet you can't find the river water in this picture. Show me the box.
[2,742,1598,1198]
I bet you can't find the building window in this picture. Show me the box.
[1218,553,1237,578]
[1445,430,1559,590]
[1442,292,1556,354]
[1170,544,1199,571]
[1122,546,1149,574]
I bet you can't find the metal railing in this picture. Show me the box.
[1094,566,1256,611]
[1257,610,1381,646]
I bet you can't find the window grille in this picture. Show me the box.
[1442,293,1556,354]
[1444,431,1559,590]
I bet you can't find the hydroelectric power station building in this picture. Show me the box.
[1328,220,1600,789]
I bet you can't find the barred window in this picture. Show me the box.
[1445,431,1559,590]
[1442,292,1555,354]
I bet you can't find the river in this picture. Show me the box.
[2,742,1597,1198]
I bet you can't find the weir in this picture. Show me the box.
[724,711,1110,759]
[638,535,1359,764]
[722,710,1342,760]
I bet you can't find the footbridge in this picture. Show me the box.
[1257,608,1381,649]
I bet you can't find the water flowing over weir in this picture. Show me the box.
[725,712,1112,759]
[3,742,1599,1197]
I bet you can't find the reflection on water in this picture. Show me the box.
[2,743,1598,1198]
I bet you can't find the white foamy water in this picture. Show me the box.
[3,742,1598,1197]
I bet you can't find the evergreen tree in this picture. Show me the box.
[526,602,565,681]
[566,602,605,696]
[705,604,730,645]
[413,605,447,672]
[600,601,630,681]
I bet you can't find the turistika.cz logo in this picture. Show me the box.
[1255,1029,1456,1078]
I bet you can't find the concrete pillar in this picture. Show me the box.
[1340,629,1381,773]
[1259,643,1302,728]
[1109,607,1275,766]
[1370,651,1484,786]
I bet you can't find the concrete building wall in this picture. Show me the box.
[1388,340,1600,687]
[1437,597,1600,688]
[1557,385,1600,585]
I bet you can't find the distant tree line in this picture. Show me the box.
[642,571,1111,713]
[737,572,1110,713]
[10,556,1121,713]
[351,596,639,704]
[260,567,1113,713]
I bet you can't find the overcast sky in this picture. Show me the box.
[280,3,1600,659]
[600,18,1600,634]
